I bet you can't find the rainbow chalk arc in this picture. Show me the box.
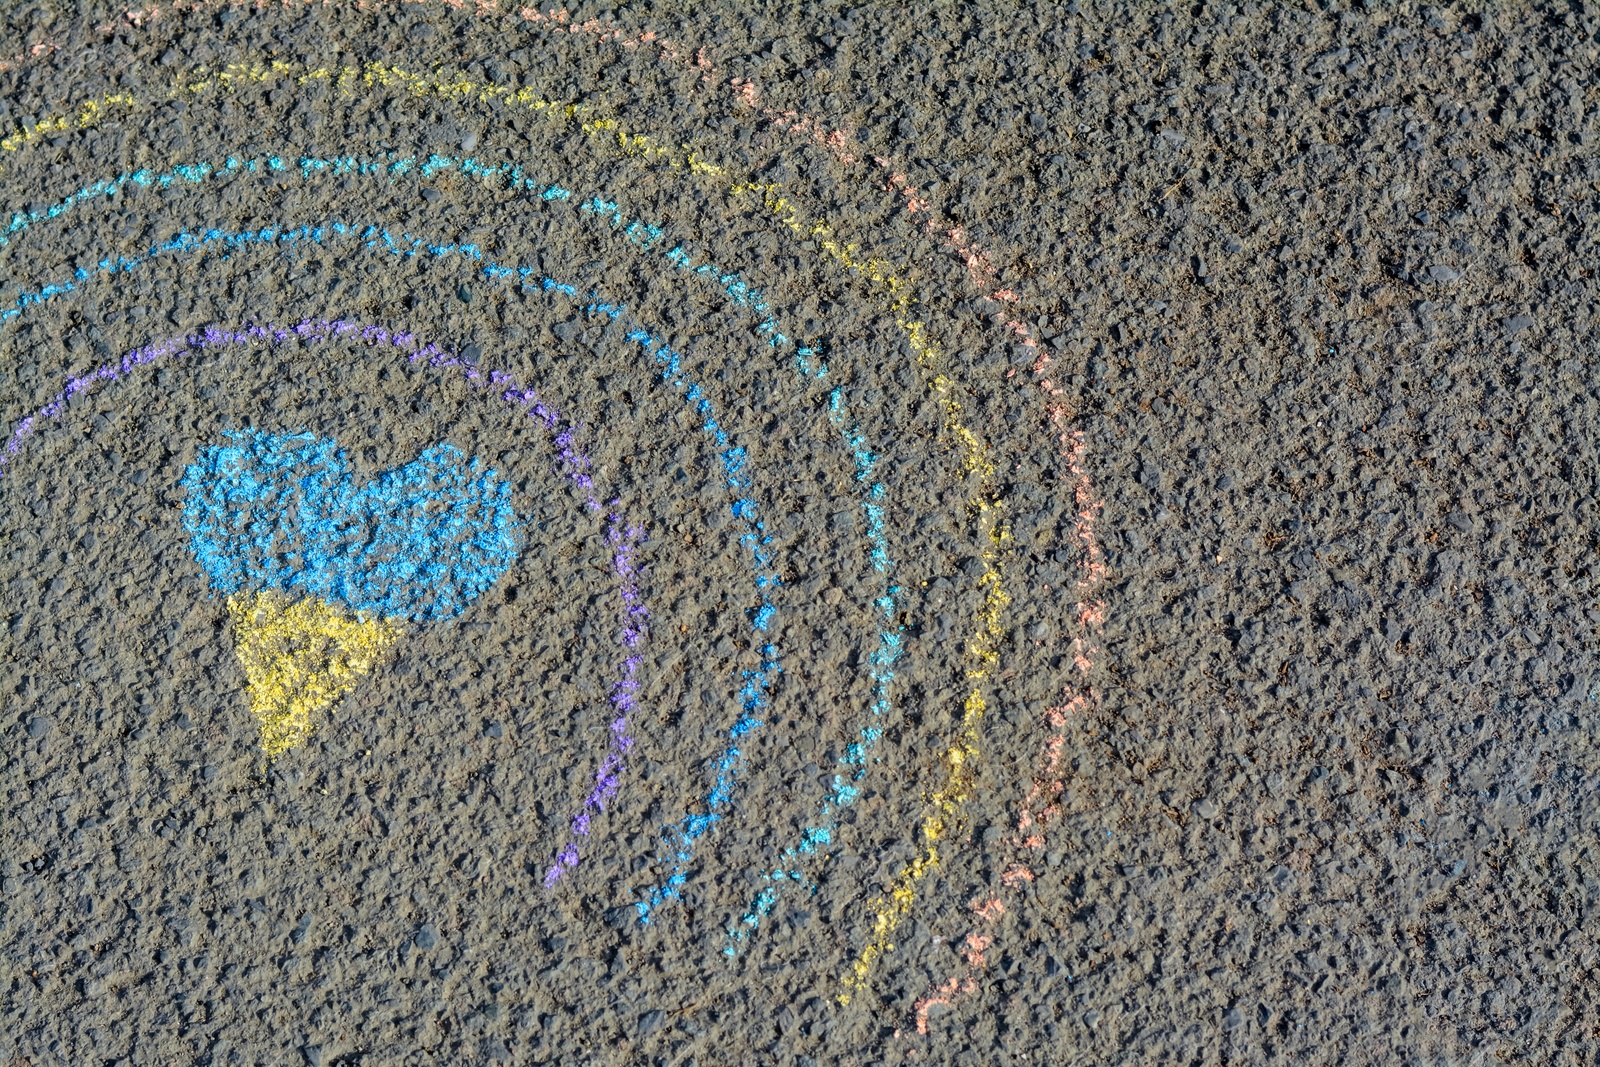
[0,5,1110,1039]
[0,203,896,903]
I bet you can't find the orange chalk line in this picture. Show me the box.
[913,895,1001,1035]
[1010,429,1107,882]
[915,429,1107,1030]
[0,39,56,73]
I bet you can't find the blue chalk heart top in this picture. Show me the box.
[181,429,523,621]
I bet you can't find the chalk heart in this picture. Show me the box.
[180,429,523,755]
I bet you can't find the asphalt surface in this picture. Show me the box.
[4,3,1600,1065]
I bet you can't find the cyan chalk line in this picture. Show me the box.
[723,386,902,954]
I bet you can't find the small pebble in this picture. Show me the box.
[1505,312,1535,336]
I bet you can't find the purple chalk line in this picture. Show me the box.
[0,317,647,882]
[544,513,646,886]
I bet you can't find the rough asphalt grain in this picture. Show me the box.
[4,3,1600,1065]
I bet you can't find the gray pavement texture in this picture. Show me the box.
[4,2,1600,1065]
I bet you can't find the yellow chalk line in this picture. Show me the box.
[0,93,138,153]
[174,58,579,114]
[0,59,576,159]
[838,505,1009,1003]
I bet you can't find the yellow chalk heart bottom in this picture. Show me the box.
[226,590,403,758]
